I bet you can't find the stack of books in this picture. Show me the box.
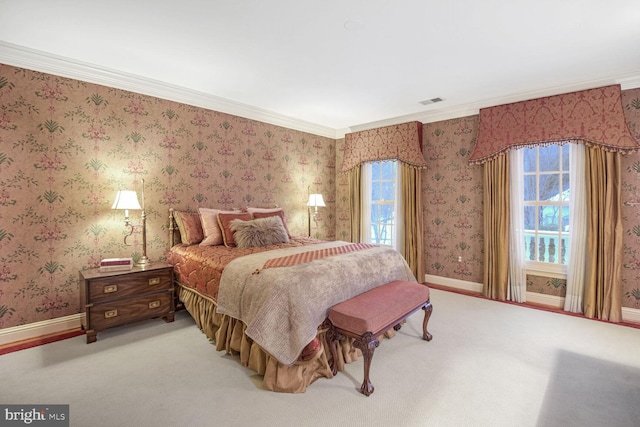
[99,258,133,272]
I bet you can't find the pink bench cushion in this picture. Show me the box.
[328,281,430,336]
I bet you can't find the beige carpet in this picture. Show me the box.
[1,288,639,427]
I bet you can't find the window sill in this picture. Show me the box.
[524,261,567,279]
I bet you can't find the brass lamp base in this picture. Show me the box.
[136,256,151,268]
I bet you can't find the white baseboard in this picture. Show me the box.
[622,307,640,324]
[0,313,84,346]
[424,274,483,293]
[425,274,640,324]
[526,292,565,309]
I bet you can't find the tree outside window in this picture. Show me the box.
[367,160,397,247]
[523,145,570,265]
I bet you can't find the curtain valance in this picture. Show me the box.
[341,121,427,172]
[469,85,639,165]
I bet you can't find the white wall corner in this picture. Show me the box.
[0,314,84,346]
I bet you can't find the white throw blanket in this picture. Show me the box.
[216,241,416,365]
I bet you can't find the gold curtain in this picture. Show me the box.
[348,167,362,243]
[482,154,511,300]
[583,147,623,321]
[400,163,425,281]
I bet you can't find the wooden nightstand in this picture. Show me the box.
[79,262,175,343]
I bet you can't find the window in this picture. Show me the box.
[522,145,570,266]
[362,160,398,248]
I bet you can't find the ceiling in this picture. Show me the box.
[1,0,640,138]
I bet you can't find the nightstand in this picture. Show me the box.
[79,262,175,343]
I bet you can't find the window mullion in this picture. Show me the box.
[522,146,570,269]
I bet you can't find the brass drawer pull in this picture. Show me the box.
[148,277,160,285]
[148,300,161,309]
[105,309,118,319]
[104,285,118,293]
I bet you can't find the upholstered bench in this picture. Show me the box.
[327,280,433,396]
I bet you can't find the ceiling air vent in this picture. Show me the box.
[419,97,444,105]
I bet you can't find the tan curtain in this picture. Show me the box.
[483,153,511,300]
[348,167,362,243]
[583,147,623,321]
[399,163,425,282]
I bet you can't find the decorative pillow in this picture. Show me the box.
[231,216,290,249]
[247,207,291,237]
[173,211,204,245]
[199,208,240,246]
[217,212,252,247]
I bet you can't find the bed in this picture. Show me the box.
[166,207,417,393]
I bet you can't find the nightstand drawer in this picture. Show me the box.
[80,263,175,343]
[88,291,173,331]
[88,269,172,303]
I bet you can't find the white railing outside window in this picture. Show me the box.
[363,160,398,248]
[523,145,570,267]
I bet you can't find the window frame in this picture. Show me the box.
[362,160,399,248]
[522,145,570,276]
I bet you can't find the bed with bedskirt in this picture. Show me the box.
[167,207,416,393]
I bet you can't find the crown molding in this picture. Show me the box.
[348,70,640,134]
[3,42,639,141]
[0,41,339,139]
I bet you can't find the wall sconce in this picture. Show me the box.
[307,193,326,237]
[111,179,150,267]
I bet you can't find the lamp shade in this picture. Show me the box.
[111,190,141,210]
[307,194,326,208]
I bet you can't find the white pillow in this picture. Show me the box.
[198,207,240,246]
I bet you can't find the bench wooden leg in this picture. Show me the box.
[422,301,433,341]
[352,332,379,396]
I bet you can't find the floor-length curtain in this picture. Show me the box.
[360,164,372,242]
[399,163,424,282]
[348,167,362,243]
[508,149,526,302]
[583,147,623,321]
[483,153,510,300]
[564,143,587,313]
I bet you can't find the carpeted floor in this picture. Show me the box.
[1,288,639,427]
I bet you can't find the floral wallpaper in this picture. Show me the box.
[422,116,484,283]
[527,275,566,297]
[422,88,640,310]
[1,61,639,332]
[621,88,640,309]
[0,64,336,329]
[334,137,351,243]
